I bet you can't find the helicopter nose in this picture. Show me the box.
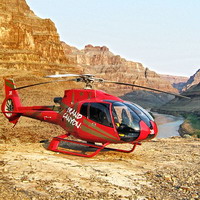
[148,121,158,139]
[137,120,158,141]
[151,121,158,135]
[150,129,155,135]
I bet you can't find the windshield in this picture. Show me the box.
[131,103,154,121]
[111,102,140,131]
[125,102,153,128]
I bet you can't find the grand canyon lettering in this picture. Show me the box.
[63,107,82,129]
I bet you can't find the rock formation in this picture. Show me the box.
[153,83,200,115]
[65,44,177,96]
[0,0,80,73]
[159,74,188,92]
[160,69,200,93]
[120,91,174,108]
[183,69,200,91]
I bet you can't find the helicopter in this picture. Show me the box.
[1,74,190,157]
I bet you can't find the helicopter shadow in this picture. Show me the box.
[41,139,111,156]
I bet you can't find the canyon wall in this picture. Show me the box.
[159,74,188,92]
[183,69,200,91]
[154,83,200,115]
[0,0,80,74]
[154,70,200,114]
[64,43,177,95]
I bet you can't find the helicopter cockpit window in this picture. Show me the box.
[111,102,140,141]
[125,103,153,128]
[111,102,140,131]
[80,103,88,117]
[80,103,113,127]
[132,103,154,121]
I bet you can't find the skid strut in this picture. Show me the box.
[48,134,141,158]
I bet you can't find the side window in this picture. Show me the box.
[89,103,113,127]
[80,103,88,117]
[80,103,113,127]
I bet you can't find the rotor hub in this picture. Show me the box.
[76,74,103,89]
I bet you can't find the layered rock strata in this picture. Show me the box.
[0,0,79,73]
[159,74,188,92]
[65,44,177,95]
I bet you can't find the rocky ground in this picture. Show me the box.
[0,137,199,200]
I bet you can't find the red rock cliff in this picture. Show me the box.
[0,0,79,73]
[65,44,177,94]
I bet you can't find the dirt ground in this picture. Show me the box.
[0,137,199,200]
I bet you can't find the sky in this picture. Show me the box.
[26,0,200,77]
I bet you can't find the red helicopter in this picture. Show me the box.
[1,74,189,157]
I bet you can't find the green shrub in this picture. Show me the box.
[184,114,200,138]
[187,114,200,129]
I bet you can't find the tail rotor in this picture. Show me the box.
[1,79,22,124]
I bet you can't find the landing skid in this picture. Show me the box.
[48,134,141,158]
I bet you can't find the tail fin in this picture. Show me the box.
[1,79,22,124]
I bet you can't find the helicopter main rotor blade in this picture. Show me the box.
[45,74,80,78]
[14,79,77,90]
[104,80,191,99]
[45,74,96,79]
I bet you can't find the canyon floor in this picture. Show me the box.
[0,137,199,200]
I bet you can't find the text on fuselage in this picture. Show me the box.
[62,107,82,128]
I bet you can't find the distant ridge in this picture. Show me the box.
[63,43,177,96]
[159,74,188,92]
[153,70,200,115]
[183,69,200,91]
